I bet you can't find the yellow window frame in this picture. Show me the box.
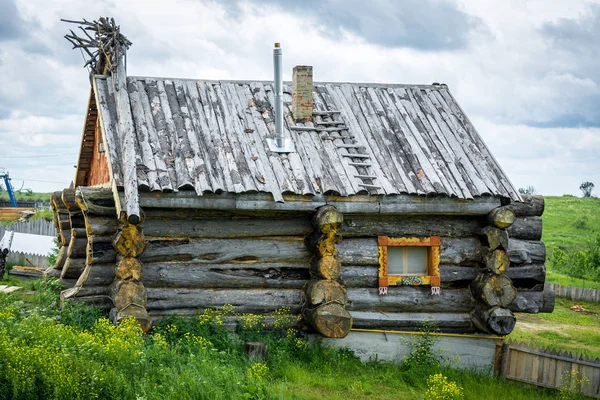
[378,236,441,286]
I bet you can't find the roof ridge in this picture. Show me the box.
[94,74,448,90]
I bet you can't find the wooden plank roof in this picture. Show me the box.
[92,75,521,202]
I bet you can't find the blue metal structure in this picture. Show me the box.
[0,168,17,207]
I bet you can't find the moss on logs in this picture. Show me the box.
[116,256,142,281]
[470,273,517,307]
[113,225,146,257]
[484,249,510,275]
[487,208,515,229]
[481,226,509,251]
[303,206,351,338]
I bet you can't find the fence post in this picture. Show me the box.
[498,342,511,378]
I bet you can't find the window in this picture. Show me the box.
[378,236,441,295]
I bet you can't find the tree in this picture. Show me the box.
[518,185,537,195]
[580,181,595,198]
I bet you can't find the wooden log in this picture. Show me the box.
[114,55,140,225]
[61,189,77,211]
[505,195,544,217]
[486,207,515,229]
[60,257,86,279]
[305,279,347,306]
[87,235,116,265]
[71,228,88,238]
[142,262,309,289]
[510,285,554,313]
[67,237,88,258]
[346,287,474,313]
[470,273,517,307]
[341,264,547,289]
[337,237,482,266]
[77,263,115,287]
[54,246,68,270]
[350,311,473,331]
[507,217,542,241]
[113,225,146,257]
[484,249,510,274]
[110,280,147,310]
[116,257,142,280]
[310,256,342,280]
[109,280,151,332]
[141,237,309,264]
[342,215,484,238]
[244,342,268,361]
[145,288,304,314]
[76,186,116,216]
[507,239,545,264]
[311,205,343,232]
[304,302,352,338]
[481,226,509,251]
[85,216,120,236]
[471,306,516,335]
[61,286,110,304]
[142,217,312,238]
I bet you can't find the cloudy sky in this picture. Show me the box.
[1,0,599,196]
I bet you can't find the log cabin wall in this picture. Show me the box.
[50,190,551,334]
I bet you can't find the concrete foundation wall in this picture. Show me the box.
[310,330,500,372]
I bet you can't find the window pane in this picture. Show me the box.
[387,247,405,274]
[406,247,428,275]
[387,247,428,275]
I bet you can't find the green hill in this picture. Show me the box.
[543,196,600,251]
[542,196,600,288]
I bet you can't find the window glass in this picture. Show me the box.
[387,247,428,275]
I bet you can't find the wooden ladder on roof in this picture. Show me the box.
[291,110,381,193]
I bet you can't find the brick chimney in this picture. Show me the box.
[292,65,313,122]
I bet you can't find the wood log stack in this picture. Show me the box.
[109,214,151,333]
[47,191,70,278]
[469,195,552,335]
[303,206,352,338]
[60,187,117,309]
[470,206,517,335]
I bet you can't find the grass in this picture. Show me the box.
[0,191,52,203]
[543,196,600,253]
[546,270,600,290]
[542,196,600,287]
[0,278,561,400]
[509,298,600,359]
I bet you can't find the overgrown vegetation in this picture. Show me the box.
[0,279,560,400]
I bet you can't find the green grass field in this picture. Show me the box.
[543,196,600,252]
[509,298,600,359]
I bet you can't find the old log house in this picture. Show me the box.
[50,33,552,339]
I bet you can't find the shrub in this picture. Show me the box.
[425,373,464,400]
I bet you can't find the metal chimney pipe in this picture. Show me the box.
[273,42,284,147]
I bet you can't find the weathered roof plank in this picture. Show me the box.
[93,76,521,201]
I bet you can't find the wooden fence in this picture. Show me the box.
[0,219,56,238]
[552,284,600,303]
[498,341,600,398]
